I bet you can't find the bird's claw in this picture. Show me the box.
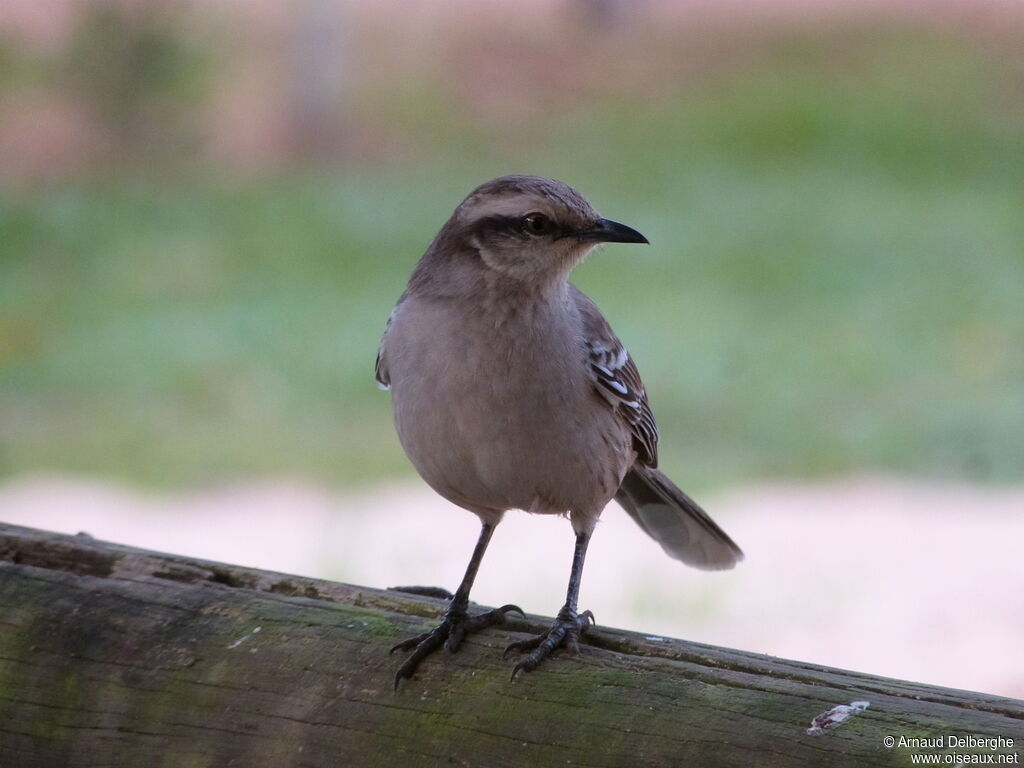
[506,608,595,680]
[392,603,523,690]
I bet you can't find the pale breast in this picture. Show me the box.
[384,294,632,517]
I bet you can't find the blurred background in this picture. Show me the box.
[1,0,1022,698]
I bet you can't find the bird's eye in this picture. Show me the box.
[521,213,553,236]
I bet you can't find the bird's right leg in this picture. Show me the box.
[391,521,522,689]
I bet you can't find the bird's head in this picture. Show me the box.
[441,175,648,285]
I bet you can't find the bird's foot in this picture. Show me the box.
[391,603,523,689]
[505,606,595,679]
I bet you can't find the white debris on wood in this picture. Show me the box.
[806,700,870,735]
[226,625,262,649]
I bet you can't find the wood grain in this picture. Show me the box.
[1,523,1020,767]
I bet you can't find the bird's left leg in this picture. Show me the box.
[505,529,594,679]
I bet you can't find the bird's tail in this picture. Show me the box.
[615,466,743,570]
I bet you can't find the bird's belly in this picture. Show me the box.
[390,312,631,515]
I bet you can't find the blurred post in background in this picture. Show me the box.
[1,0,1022,697]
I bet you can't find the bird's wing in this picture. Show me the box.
[374,300,403,391]
[374,348,390,391]
[571,289,742,571]
[571,285,659,467]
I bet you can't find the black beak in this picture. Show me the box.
[577,218,649,245]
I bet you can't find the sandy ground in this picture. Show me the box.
[2,473,1021,700]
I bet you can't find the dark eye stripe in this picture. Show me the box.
[473,215,566,239]
[475,215,521,236]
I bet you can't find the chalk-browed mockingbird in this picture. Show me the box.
[376,175,742,686]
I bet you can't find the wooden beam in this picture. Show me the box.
[0,523,1020,766]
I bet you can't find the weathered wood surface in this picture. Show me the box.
[0,522,1021,767]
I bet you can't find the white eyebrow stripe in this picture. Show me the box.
[462,193,552,221]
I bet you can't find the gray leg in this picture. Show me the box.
[505,530,595,679]
[391,522,523,689]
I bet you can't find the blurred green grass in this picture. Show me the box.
[1,27,1022,489]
